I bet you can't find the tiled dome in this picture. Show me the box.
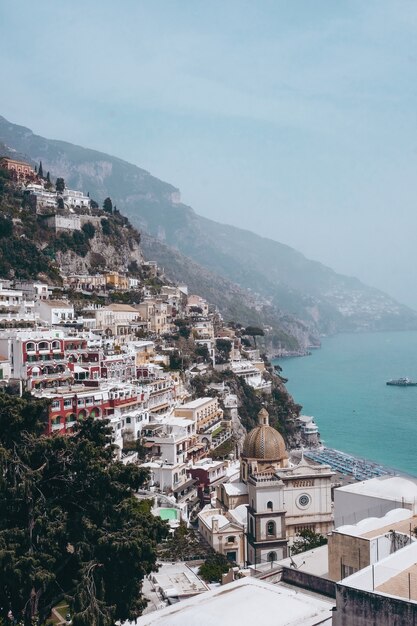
[242,408,287,461]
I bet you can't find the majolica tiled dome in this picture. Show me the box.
[242,408,287,461]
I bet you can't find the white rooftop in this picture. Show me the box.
[177,397,215,409]
[128,576,334,626]
[228,504,248,527]
[336,475,417,502]
[223,481,248,496]
[277,545,329,578]
[336,508,412,537]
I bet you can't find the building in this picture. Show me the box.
[0,282,37,324]
[333,541,417,625]
[105,272,129,291]
[174,397,231,450]
[45,214,81,232]
[36,300,74,325]
[328,508,416,581]
[0,157,35,180]
[246,471,288,566]
[61,188,90,209]
[198,507,246,566]
[334,475,417,527]
[95,304,140,334]
[240,408,288,481]
[297,415,320,447]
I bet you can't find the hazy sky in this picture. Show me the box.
[1,1,417,306]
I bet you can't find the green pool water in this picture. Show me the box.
[158,508,178,521]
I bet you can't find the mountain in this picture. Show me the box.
[1,114,416,340]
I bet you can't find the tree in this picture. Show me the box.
[0,394,168,626]
[55,177,65,193]
[82,222,96,239]
[243,326,265,348]
[215,338,232,363]
[38,161,44,178]
[57,197,65,210]
[103,197,113,214]
[46,171,50,183]
[291,529,328,555]
[198,553,233,583]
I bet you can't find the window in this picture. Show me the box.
[267,500,273,510]
[267,551,277,563]
[249,518,254,537]
[341,564,357,579]
[226,536,235,544]
[267,521,276,536]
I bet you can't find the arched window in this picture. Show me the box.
[26,342,35,352]
[267,501,273,510]
[38,341,49,350]
[267,521,276,536]
[268,551,277,563]
[227,536,235,544]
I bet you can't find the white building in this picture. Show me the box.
[334,475,417,527]
[36,300,74,325]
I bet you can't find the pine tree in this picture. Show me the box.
[46,171,50,183]
[38,161,44,178]
[103,197,113,213]
[0,394,168,626]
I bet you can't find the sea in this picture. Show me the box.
[273,330,417,477]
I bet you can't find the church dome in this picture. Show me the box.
[242,408,287,461]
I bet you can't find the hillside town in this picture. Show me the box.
[2,156,417,626]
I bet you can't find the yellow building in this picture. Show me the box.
[105,272,129,290]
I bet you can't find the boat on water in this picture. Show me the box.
[386,377,417,387]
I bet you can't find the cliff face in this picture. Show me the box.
[0,173,143,283]
[1,114,416,338]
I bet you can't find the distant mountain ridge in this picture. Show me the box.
[1,113,416,343]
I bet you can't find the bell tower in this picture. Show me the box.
[246,471,287,566]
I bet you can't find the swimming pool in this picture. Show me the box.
[155,507,179,521]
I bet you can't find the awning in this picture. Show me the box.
[73,365,88,374]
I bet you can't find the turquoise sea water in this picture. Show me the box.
[274,331,417,477]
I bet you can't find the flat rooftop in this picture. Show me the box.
[129,576,334,626]
[176,397,215,409]
[150,562,208,598]
[376,563,417,601]
[336,475,417,502]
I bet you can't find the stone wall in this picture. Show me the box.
[333,585,417,626]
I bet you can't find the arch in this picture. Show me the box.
[89,407,101,418]
[78,409,87,420]
[26,341,35,352]
[66,413,77,423]
[267,521,276,536]
[267,551,277,563]
[51,340,60,350]
[38,341,49,350]
[267,500,273,511]
[51,416,62,426]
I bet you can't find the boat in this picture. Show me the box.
[386,377,417,387]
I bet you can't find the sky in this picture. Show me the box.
[1,1,417,306]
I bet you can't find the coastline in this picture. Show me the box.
[301,446,417,481]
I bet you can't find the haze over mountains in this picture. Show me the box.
[1,114,416,348]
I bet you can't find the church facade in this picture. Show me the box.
[216,408,334,565]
